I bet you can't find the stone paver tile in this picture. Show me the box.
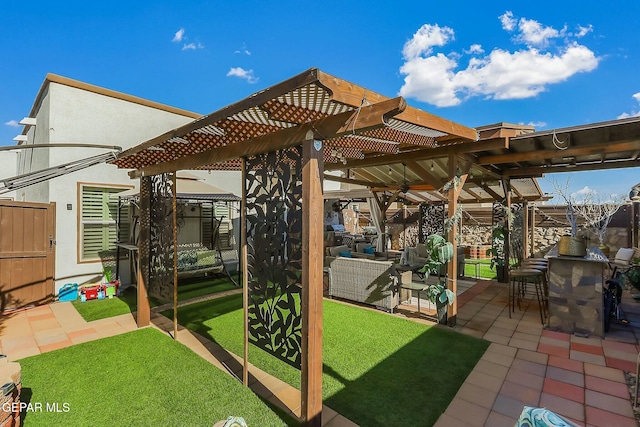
[39,339,73,353]
[321,405,339,425]
[605,357,636,372]
[29,319,61,332]
[510,358,547,377]
[482,333,511,345]
[473,360,510,380]
[66,328,98,340]
[603,348,639,363]
[543,378,584,404]
[499,380,541,406]
[24,305,52,316]
[548,355,584,373]
[570,350,606,366]
[584,362,626,383]
[539,336,571,349]
[459,327,485,338]
[433,413,474,427]
[28,312,56,322]
[466,371,505,393]
[445,397,490,427]
[585,389,635,418]
[487,342,518,357]
[8,346,41,361]
[571,342,604,355]
[537,343,570,358]
[515,323,543,335]
[483,411,517,427]
[512,331,541,343]
[273,385,301,414]
[585,375,630,399]
[601,340,638,354]
[570,335,603,347]
[585,406,637,427]
[456,382,498,409]
[508,338,539,351]
[516,348,548,365]
[481,351,514,368]
[492,394,530,419]
[35,332,70,347]
[539,392,585,422]
[546,366,585,388]
[542,330,571,341]
[70,333,102,345]
[505,369,544,391]
[486,326,514,337]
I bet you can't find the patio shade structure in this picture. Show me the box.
[111,68,481,426]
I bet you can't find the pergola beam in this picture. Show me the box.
[325,138,509,171]
[129,97,407,179]
[478,140,640,166]
[323,174,384,188]
[503,159,640,177]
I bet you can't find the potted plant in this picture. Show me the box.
[486,226,508,283]
[573,191,626,257]
[418,234,456,324]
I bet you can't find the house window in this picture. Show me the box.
[202,202,233,250]
[79,184,130,262]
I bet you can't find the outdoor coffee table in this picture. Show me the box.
[400,282,430,314]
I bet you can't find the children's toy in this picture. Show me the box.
[80,285,101,302]
[58,283,78,302]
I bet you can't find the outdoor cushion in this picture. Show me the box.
[196,250,218,267]
[416,243,428,258]
[338,251,352,258]
[614,247,635,264]
[363,246,375,255]
[328,245,350,257]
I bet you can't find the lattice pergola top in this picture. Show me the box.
[112,68,477,178]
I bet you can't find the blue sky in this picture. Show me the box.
[1,1,639,201]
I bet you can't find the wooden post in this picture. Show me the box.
[136,176,151,327]
[301,135,324,426]
[242,160,249,387]
[501,178,512,271]
[172,173,178,339]
[446,155,458,326]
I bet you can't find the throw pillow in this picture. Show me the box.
[363,246,375,255]
[338,251,352,258]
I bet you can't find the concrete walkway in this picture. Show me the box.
[3,279,640,426]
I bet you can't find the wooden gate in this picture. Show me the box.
[0,201,56,310]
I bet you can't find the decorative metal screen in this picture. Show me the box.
[418,203,445,242]
[245,146,303,369]
[510,203,525,260]
[491,202,507,263]
[147,173,175,302]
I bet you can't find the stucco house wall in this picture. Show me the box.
[15,74,208,293]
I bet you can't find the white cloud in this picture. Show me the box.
[182,43,196,50]
[576,24,593,37]
[499,11,516,31]
[234,44,251,55]
[172,28,185,43]
[572,185,595,201]
[402,24,454,59]
[525,121,547,129]
[617,92,640,119]
[465,44,484,55]
[399,12,599,107]
[516,18,565,48]
[5,120,19,127]
[227,67,258,84]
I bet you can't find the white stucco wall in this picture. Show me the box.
[0,151,17,200]
[20,81,200,292]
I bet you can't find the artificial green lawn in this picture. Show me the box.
[71,277,238,322]
[462,258,498,279]
[166,295,489,426]
[19,328,294,427]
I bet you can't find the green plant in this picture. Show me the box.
[486,226,506,270]
[102,266,113,282]
[418,234,456,306]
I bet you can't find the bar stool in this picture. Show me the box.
[509,267,547,324]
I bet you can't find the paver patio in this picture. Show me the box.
[2,278,640,426]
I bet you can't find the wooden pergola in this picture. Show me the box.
[111,68,640,425]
